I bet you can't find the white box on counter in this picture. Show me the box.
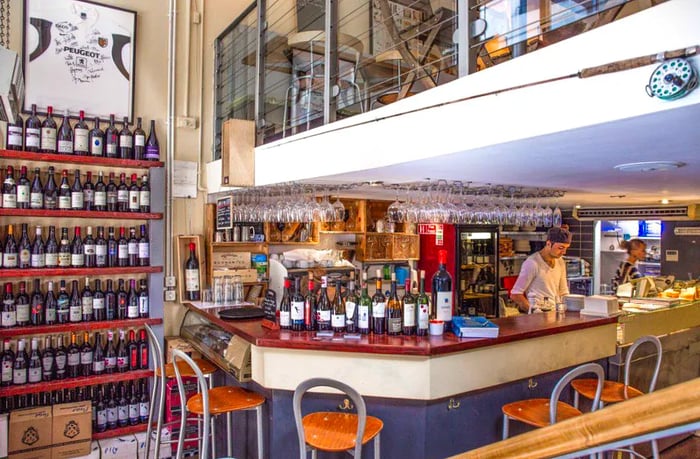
[100,435,138,459]
[581,295,619,317]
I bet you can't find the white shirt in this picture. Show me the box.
[511,252,569,304]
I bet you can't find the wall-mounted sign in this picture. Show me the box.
[216,196,232,230]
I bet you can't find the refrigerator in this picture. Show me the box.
[455,226,500,317]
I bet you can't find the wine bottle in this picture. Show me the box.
[316,276,331,331]
[278,278,291,330]
[70,169,83,210]
[89,117,104,156]
[128,174,140,212]
[127,227,138,267]
[117,382,129,427]
[24,104,41,152]
[303,274,316,331]
[58,169,71,210]
[138,279,149,318]
[344,274,358,333]
[2,165,17,208]
[331,279,346,333]
[117,173,128,212]
[357,272,371,335]
[57,227,71,268]
[12,339,28,385]
[15,281,30,327]
[30,279,44,325]
[116,329,128,373]
[27,338,42,384]
[145,120,160,161]
[57,110,73,154]
[119,116,133,159]
[43,166,58,209]
[1,339,14,386]
[44,226,58,268]
[416,270,430,336]
[105,115,119,158]
[133,117,146,160]
[139,175,150,212]
[56,280,70,324]
[54,334,67,380]
[1,283,16,328]
[16,166,30,209]
[69,279,82,323]
[106,384,118,429]
[92,332,104,376]
[128,329,139,369]
[92,279,105,321]
[137,224,149,266]
[117,227,128,267]
[41,336,55,382]
[30,226,45,268]
[40,105,57,153]
[66,332,80,378]
[95,226,107,268]
[106,172,117,211]
[18,223,31,269]
[386,273,402,335]
[94,171,107,211]
[138,378,150,423]
[45,281,57,325]
[371,270,386,335]
[431,249,453,331]
[81,277,93,322]
[3,225,18,269]
[73,110,89,155]
[71,226,84,267]
[401,275,416,335]
[291,277,304,331]
[128,381,139,425]
[83,226,96,268]
[95,385,107,432]
[184,242,200,300]
[137,329,148,369]
[5,111,23,150]
[83,171,94,210]
[107,227,118,267]
[79,331,93,377]
[104,330,117,374]
[28,167,44,209]
[116,279,127,319]
[105,279,116,320]
[125,280,138,320]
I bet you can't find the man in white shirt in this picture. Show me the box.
[511,227,572,313]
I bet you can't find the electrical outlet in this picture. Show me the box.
[165,276,176,288]
[176,116,197,129]
[164,290,177,302]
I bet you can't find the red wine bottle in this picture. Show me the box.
[29,167,44,209]
[105,279,116,320]
[92,332,105,375]
[104,114,118,158]
[127,279,139,319]
[402,277,416,335]
[57,109,73,154]
[24,104,41,152]
[30,225,45,268]
[71,226,84,267]
[371,270,386,335]
[81,277,93,322]
[43,166,58,210]
[3,225,18,269]
[56,280,69,324]
[127,329,138,371]
[18,223,31,269]
[79,331,93,376]
[431,249,453,331]
[41,335,54,381]
[304,274,316,331]
[5,112,23,150]
[386,273,402,335]
[83,226,96,268]
[128,173,140,212]
[69,279,82,323]
[114,330,126,373]
[54,334,67,380]
[70,169,84,210]
[95,226,107,268]
[138,224,149,267]
[117,173,128,212]
[139,175,150,212]
[331,279,346,333]
[104,331,117,374]
[12,339,28,385]
[2,166,17,208]
[133,117,146,160]
[184,242,200,300]
[44,280,57,325]
[119,116,133,159]
[27,338,42,384]
[57,227,71,268]
[138,279,149,318]
[66,332,80,377]
[317,276,331,331]
[144,120,160,161]
[73,110,89,155]
[40,105,57,153]
[30,279,44,325]
[16,165,30,209]
[1,339,14,386]
[89,117,104,156]
[1,282,16,328]
[116,279,128,319]
[127,227,138,267]
[106,172,118,211]
[279,278,291,329]
[94,171,107,211]
[291,277,305,331]
[117,227,128,267]
[58,169,71,210]
[93,279,105,321]
[15,281,30,327]
[83,171,95,211]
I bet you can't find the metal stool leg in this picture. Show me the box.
[226,411,233,458]
[503,414,510,440]
[373,432,381,459]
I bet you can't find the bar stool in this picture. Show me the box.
[171,349,265,459]
[293,377,383,459]
[501,362,604,440]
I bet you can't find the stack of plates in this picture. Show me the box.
[514,240,531,253]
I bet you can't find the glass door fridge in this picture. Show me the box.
[455,226,499,317]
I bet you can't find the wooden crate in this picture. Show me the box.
[176,235,206,302]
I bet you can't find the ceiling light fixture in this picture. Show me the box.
[613,161,686,172]
[660,199,670,204]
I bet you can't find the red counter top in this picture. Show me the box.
[184,302,618,357]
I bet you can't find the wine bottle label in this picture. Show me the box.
[135,134,146,147]
[26,128,41,147]
[185,269,200,291]
[128,241,138,256]
[388,317,402,333]
[20,249,30,265]
[42,355,53,370]
[372,301,386,317]
[28,367,41,383]
[117,190,128,203]
[1,361,12,382]
[82,297,93,316]
[139,402,149,418]
[403,303,416,326]
[279,310,290,326]
[84,243,96,256]
[41,128,57,150]
[97,409,107,427]
[69,305,82,322]
[71,191,84,209]
[58,195,71,209]
[128,191,139,210]
[45,195,57,209]
[120,134,133,147]
[118,244,128,259]
[105,356,116,368]
[17,185,30,203]
[357,305,370,328]
[13,368,27,385]
[107,191,117,205]
[291,301,304,320]
[94,191,107,206]
[318,309,331,323]
[67,353,79,367]
[129,403,139,420]
[331,314,345,327]
[90,137,103,156]
[30,192,44,208]
[435,291,453,321]
[58,140,73,154]
[106,143,118,155]
[74,129,89,150]
[107,407,117,424]
[138,242,149,259]
[45,307,56,322]
[145,146,159,160]
[80,351,93,365]
[138,297,148,314]
[116,356,127,369]
[58,252,71,267]
[7,126,22,145]
[1,310,16,327]
[31,253,45,268]
[2,193,17,208]
[93,297,105,311]
[139,191,150,207]
[93,359,105,373]
[418,303,429,329]
[71,253,85,266]
[96,245,107,260]
[3,253,17,268]
[84,189,94,203]
[127,304,138,318]
[345,301,356,320]
[16,304,30,323]
[55,354,66,370]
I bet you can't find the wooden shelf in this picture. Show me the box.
[0,266,162,278]
[92,423,147,440]
[0,149,164,168]
[0,208,162,220]
[211,241,266,249]
[0,318,163,338]
[0,369,153,397]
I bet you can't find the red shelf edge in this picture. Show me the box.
[0,266,163,278]
[0,209,163,220]
[0,149,164,168]
[92,423,148,440]
[0,318,163,338]
[0,369,153,397]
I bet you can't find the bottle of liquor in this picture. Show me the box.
[16,166,30,209]
[94,171,106,211]
[73,110,89,155]
[138,378,150,423]
[117,382,129,427]
[303,274,316,331]
[184,242,200,300]
[137,329,148,369]
[5,111,23,150]
[128,381,139,426]
[117,173,128,212]
[138,279,149,318]
[1,339,14,386]
[116,329,128,373]
[402,275,416,335]
[137,224,149,266]
[69,279,82,323]
[290,277,304,331]
[386,273,402,335]
[416,270,430,336]
[29,167,43,209]
[104,330,117,374]
[28,338,42,384]
[83,226,96,268]
[81,277,93,322]
[92,332,104,376]
[431,249,453,331]
[79,331,93,377]
[15,281,30,327]
[56,280,70,324]
[66,332,80,378]
[12,339,28,385]
[58,169,71,210]
[83,171,94,210]
[71,226,84,267]
[316,276,331,331]
[24,104,41,152]
[127,227,138,267]
[371,270,386,335]
[139,175,150,212]
[105,115,119,158]
[357,272,372,335]
[127,329,138,371]
[92,279,105,321]
[106,172,118,211]
[95,226,107,268]
[57,110,73,154]
[40,106,57,153]
[2,166,17,208]
[106,384,118,429]
[278,278,291,330]
[145,120,160,161]
[107,227,118,267]
[105,279,116,320]
[44,226,58,268]
[128,174,139,212]
[133,117,146,160]
[116,227,129,267]
[30,226,45,269]
[3,225,17,268]
[57,227,71,268]
[119,117,133,159]
[70,169,83,210]
[41,336,55,382]
[43,166,58,209]
[18,223,31,269]
[30,279,44,325]
[331,280,346,333]
[95,385,107,432]
[54,335,67,380]
[89,117,104,156]
[45,281,57,325]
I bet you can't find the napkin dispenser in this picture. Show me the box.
[581,295,619,316]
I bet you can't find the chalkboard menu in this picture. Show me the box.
[216,196,232,229]
[261,289,279,329]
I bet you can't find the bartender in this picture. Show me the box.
[510,227,572,313]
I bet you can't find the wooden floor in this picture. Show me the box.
[660,433,700,458]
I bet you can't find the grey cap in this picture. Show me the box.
[547,227,572,244]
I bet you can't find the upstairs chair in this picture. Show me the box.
[572,335,663,458]
[502,362,605,440]
[293,377,383,459]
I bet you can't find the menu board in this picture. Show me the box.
[216,196,233,229]
[261,289,279,329]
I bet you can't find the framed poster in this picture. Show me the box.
[371,0,423,55]
[22,0,136,119]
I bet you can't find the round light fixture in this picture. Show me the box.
[660,199,670,204]
[613,161,685,172]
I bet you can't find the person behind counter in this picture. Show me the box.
[611,238,647,291]
[510,227,572,313]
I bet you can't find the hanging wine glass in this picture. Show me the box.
[387,189,401,223]
[552,192,563,228]
[332,189,345,222]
